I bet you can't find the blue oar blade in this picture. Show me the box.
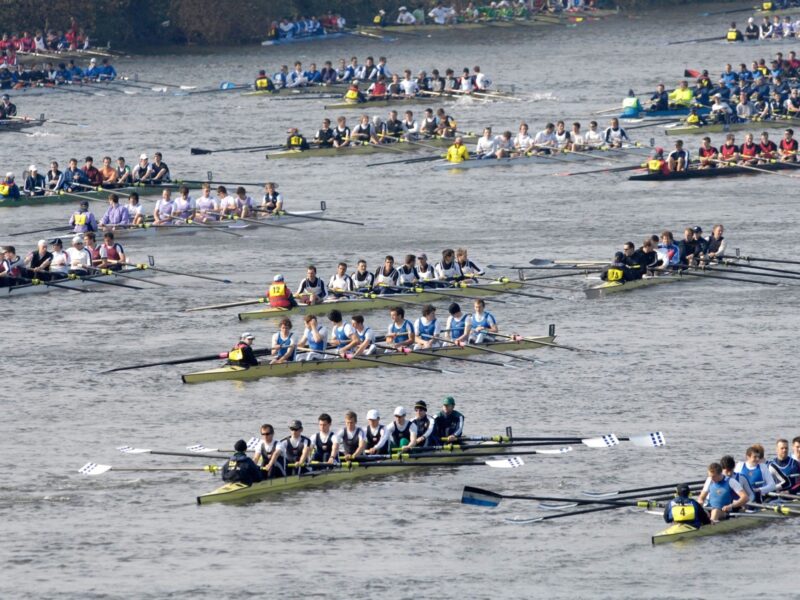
[461,485,501,507]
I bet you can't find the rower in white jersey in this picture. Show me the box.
[48,238,69,278]
[377,406,419,453]
[327,309,359,356]
[513,122,534,155]
[332,410,367,460]
[351,259,375,292]
[308,413,338,465]
[495,131,514,158]
[465,298,497,344]
[414,304,441,350]
[532,122,558,154]
[296,265,327,304]
[402,110,419,141]
[734,444,777,502]
[554,120,572,150]
[328,261,354,297]
[445,302,469,344]
[475,127,500,159]
[584,120,604,148]
[234,186,254,218]
[416,252,435,284]
[364,409,388,455]
[412,400,437,448]
[296,314,328,361]
[194,183,218,223]
[152,189,175,225]
[386,306,415,349]
[216,185,239,218]
[374,255,399,294]
[173,186,195,221]
[396,254,419,288]
[269,317,297,364]
[569,122,586,151]
[603,117,629,148]
[125,192,145,226]
[349,315,377,356]
[434,248,463,283]
[456,247,484,278]
[253,423,285,478]
[265,420,311,476]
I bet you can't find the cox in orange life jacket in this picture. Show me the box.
[779,128,798,161]
[759,132,778,161]
[285,127,309,150]
[254,69,275,91]
[0,172,20,199]
[698,136,719,169]
[719,133,739,164]
[344,82,365,103]
[267,273,297,308]
[227,332,259,367]
[646,147,670,176]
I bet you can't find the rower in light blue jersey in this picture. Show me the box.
[734,445,777,502]
[445,302,469,344]
[697,462,749,522]
[270,317,297,364]
[414,304,441,350]
[466,298,497,344]
[386,306,414,349]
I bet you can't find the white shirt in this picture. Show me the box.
[428,6,449,23]
[65,246,92,268]
[400,79,419,96]
[533,130,557,148]
[49,250,69,273]
[585,129,603,147]
[397,12,416,24]
[514,133,533,151]
[377,420,419,449]
[476,135,498,155]
[474,72,489,90]
[127,203,144,217]
[328,273,354,292]
[571,131,585,146]
[218,195,238,211]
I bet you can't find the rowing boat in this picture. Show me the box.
[323,96,444,110]
[197,441,513,504]
[629,161,798,180]
[429,146,651,171]
[237,280,523,320]
[0,182,206,208]
[665,117,800,136]
[652,511,788,545]
[242,84,350,97]
[265,135,477,160]
[261,32,351,46]
[0,118,45,132]
[182,331,555,383]
[584,272,691,299]
[0,264,155,298]
[17,47,116,65]
[624,107,711,119]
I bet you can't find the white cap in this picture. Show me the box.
[5,171,13,178]
[241,331,255,340]
[90,58,96,63]
[139,153,148,160]
[366,409,380,420]
[399,6,407,10]
[29,164,37,171]
[393,406,406,417]
[37,239,47,246]
[273,274,284,282]
[748,17,754,23]
[72,235,83,244]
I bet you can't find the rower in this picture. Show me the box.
[745,17,759,40]
[434,248,463,283]
[267,420,311,476]
[254,69,275,92]
[412,400,437,448]
[131,154,150,184]
[153,189,175,225]
[286,127,310,150]
[70,200,97,233]
[667,140,689,172]
[309,413,337,465]
[692,226,708,257]
[656,230,681,270]
[420,108,438,138]
[513,123,534,155]
[663,483,710,529]
[174,186,196,221]
[759,131,778,163]
[709,93,732,124]
[554,121,572,150]
[269,317,297,364]
[466,298,497,344]
[216,185,238,219]
[194,184,218,223]
[328,262,354,297]
[445,302,469,344]
[416,252,435,284]
[333,411,367,461]
[648,84,669,112]
[768,438,800,492]
[364,409,388,455]
[296,315,328,361]
[532,122,557,154]
[705,224,726,262]
[100,193,130,229]
[233,186,254,218]
[374,255,399,293]
[253,424,284,479]
[0,246,25,287]
[351,259,375,292]
[378,406,418,453]
[584,121,603,148]
[435,108,456,138]
[100,232,125,270]
[785,89,800,118]
[402,110,419,141]
[630,238,658,276]
[221,439,263,486]
[314,118,336,148]
[433,396,464,443]
[475,127,499,159]
[46,162,64,193]
[368,75,388,100]
[600,251,634,283]
[48,239,69,280]
[84,231,103,267]
[668,80,694,108]
[65,234,92,275]
[740,133,759,165]
[495,131,514,158]
[386,306,415,349]
[603,118,629,148]
[328,309,359,356]
[352,114,379,144]
[332,116,351,148]
[446,136,469,163]
[646,147,670,176]
[116,157,132,186]
[385,110,404,142]
[620,241,644,280]
[0,93,17,118]
[568,122,585,152]
[83,156,102,187]
[456,248,484,278]
[296,265,327,304]
[23,240,52,280]
[400,69,419,97]
[698,136,718,169]
[261,182,283,213]
[719,133,739,164]
[397,254,419,288]
[350,315,377,356]
[779,128,798,162]
[414,304,441,350]
[734,445,777,502]
[227,332,259,367]
[697,462,749,521]
[620,89,642,118]
[23,165,45,196]
[678,228,699,267]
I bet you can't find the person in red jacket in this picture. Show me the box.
[268,274,297,308]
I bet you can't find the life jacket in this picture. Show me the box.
[0,183,10,196]
[670,500,697,523]
[647,159,665,172]
[726,29,739,41]
[228,341,247,363]
[372,14,384,25]
[763,1,773,9]
[345,87,360,101]
[686,113,700,124]
[605,267,626,282]
[255,76,273,90]
[288,135,304,147]
[73,212,87,226]
[268,282,291,308]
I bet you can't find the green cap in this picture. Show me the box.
[442,396,455,406]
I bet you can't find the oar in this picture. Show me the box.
[746,502,800,516]
[625,119,678,130]
[709,157,800,179]
[374,343,507,368]
[580,479,706,498]
[66,271,143,290]
[377,448,568,460]
[116,446,227,459]
[78,463,219,475]
[295,347,444,374]
[190,144,283,155]
[670,269,781,287]
[702,264,800,282]
[723,259,800,276]
[102,348,272,373]
[462,275,554,300]
[333,457,525,469]
[461,486,666,509]
[554,163,643,177]
[592,106,623,115]
[8,276,90,294]
[206,211,300,231]
[184,297,267,312]
[253,207,364,227]
[367,155,443,167]
[735,255,800,267]
[133,262,234,284]
[490,331,601,354]
[503,492,681,524]
[698,6,752,17]
[392,282,508,303]
[428,334,541,365]
[8,224,73,237]
[85,265,168,287]
[122,75,197,89]
[667,35,724,46]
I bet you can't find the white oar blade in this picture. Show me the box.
[580,491,620,498]
[485,456,525,469]
[186,444,216,453]
[79,462,112,475]
[116,446,150,454]
[505,516,544,524]
[629,432,666,448]
[581,434,620,449]
[539,502,579,511]
[537,446,573,455]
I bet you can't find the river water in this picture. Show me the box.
[2,3,799,598]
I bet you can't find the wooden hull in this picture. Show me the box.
[629,161,799,180]
[182,335,553,383]
[652,512,787,545]
[238,280,523,320]
[265,135,477,159]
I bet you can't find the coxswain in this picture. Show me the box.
[372,9,387,26]
[768,439,800,492]
[344,81,365,103]
[434,248,463,282]
[386,306,415,349]
[296,315,328,361]
[739,132,759,165]
[779,128,798,162]
[412,401,437,448]
[253,424,284,479]
[351,259,375,291]
[663,483,711,529]
[261,182,283,213]
[734,445,777,502]
[0,245,25,287]
[726,21,744,42]
[351,114,379,144]
[416,252,435,283]
[698,136,718,169]
[648,84,669,112]
[0,172,20,200]
[350,315,377,356]
[456,248,484,278]
[433,396,464,443]
[603,118,629,148]
[100,232,126,270]
[296,265,327,304]
[22,165,45,196]
[667,140,689,172]
[684,106,706,127]
[286,127,310,150]
[220,439,263,486]
[364,409,388,455]
[269,317,297,364]
[254,69,275,92]
[65,235,92,275]
[446,136,469,163]
[374,255,399,292]
[620,89,642,118]
[308,413,338,465]
[152,189,175,225]
[328,261,354,296]
[465,298,497,344]
[266,420,311,476]
[397,254,418,287]
[668,80,694,108]
[267,273,297,308]
[445,302,469,343]
[697,462,749,521]
[333,411,367,461]
[227,332,259,367]
[414,304,441,350]
[646,147,670,176]
[70,200,97,233]
[719,133,739,164]
[600,251,634,283]
[328,309,359,356]
[378,406,418,452]
[100,193,130,229]
[23,240,52,280]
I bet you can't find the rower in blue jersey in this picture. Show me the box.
[327,309,359,357]
[445,302,469,344]
[768,438,800,492]
[734,445,777,502]
[269,317,297,364]
[697,462,749,521]
[433,396,464,443]
[663,483,711,529]
[466,298,497,344]
[296,314,328,361]
[386,306,415,350]
[350,315,376,356]
[720,454,755,501]
[414,304,441,350]
[308,413,337,465]
[656,230,681,270]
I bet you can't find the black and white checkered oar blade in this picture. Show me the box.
[117,446,151,454]
[581,434,620,449]
[186,444,216,453]
[485,456,525,469]
[78,463,112,475]
[629,432,666,448]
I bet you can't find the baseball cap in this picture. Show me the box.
[29,164,37,171]
[442,396,455,406]
[366,409,380,420]
[417,252,427,260]
[139,153,148,160]
[288,419,303,430]
[692,226,703,234]
[72,235,83,244]
[273,274,284,282]
[393,406,406,417]
[241,332,255,341]
[414,400,427,411]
